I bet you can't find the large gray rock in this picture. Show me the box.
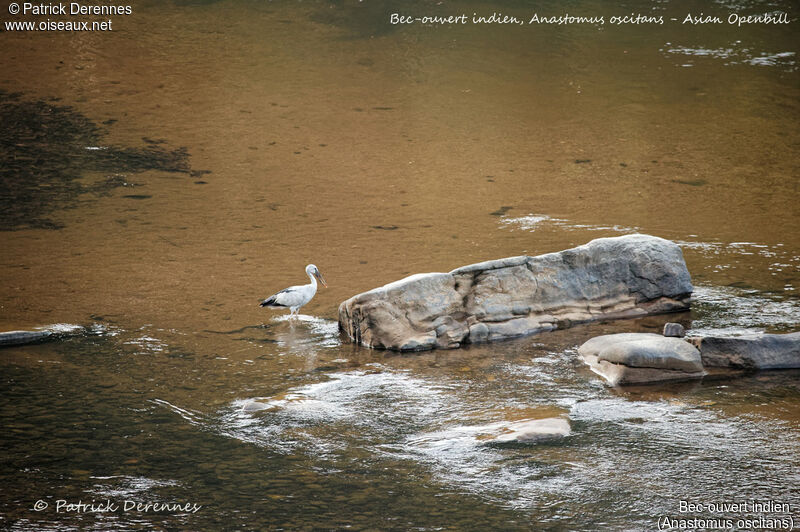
[339,234,692,351]
[579,333,705,385]
[689,333,800,370]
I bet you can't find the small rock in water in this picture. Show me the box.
[490,418,571,443]
[663,322,686,338]
[241,400,270,412]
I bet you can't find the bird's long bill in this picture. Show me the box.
[315,270,328,287]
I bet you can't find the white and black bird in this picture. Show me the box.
[259,264,327,318]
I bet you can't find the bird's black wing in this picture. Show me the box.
[259,287,297,307]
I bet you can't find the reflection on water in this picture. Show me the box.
[0,90,195,230]
[0,0,798,528]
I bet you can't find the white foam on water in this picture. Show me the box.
[220,369,459,455]
[661,41,796,71]
[498,214,555,230]
[499,214,638,234]
[39,323,85,334]
[88,475,180,499]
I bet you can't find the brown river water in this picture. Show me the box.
[1,0,799,529]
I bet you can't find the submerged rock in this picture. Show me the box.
[579,333,704,385]
[0,325,86,348]
[0,330,52,347]
[241,400,271,412]
[689,333,800,370]
[339,234,692,351]
[488,417,571,444]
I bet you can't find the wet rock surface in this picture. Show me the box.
[0,330,52,347]
[689,333,800,370]
[579,333,704,385]
[663,322,686,337]
[0,325,86,347]
[581,331,800,385]
[339,234,693,351]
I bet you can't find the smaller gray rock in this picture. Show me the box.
[579,333,704,385]
[598,338,702,373]
[690,333,800,370]
[663,322,686,338]
[578,333,664,358]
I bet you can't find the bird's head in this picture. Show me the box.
[306,264,328,287]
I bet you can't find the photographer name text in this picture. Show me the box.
[32,498,202,514]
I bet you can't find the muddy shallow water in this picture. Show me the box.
[1,0,799,529]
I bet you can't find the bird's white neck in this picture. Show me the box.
[307,271,317,289]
